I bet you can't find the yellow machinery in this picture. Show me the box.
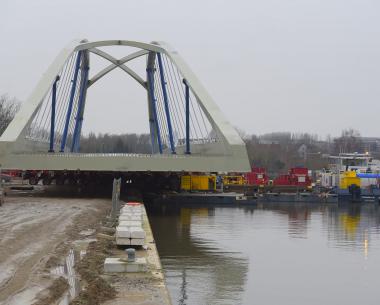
[181,175,216,191]
[339,171,361,189]
[223,175,245,186]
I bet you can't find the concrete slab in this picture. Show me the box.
[104,257,147,273]
[118,220,141,227]
[118,215,131,221]
[130,238,145,246]
[115,237,131,245]
[116,226,145,239]
[120,206,142,211]
[116,226,131,238]
[120,206,142,213]
[130,227,146,239]
[119,214,142,221]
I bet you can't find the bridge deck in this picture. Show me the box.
[1,153,249,172]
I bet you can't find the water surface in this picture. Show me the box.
[148,203,380,305]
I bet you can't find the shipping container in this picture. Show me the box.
[245,167,269,186]
[181,175,216,191]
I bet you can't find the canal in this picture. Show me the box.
[148,203,380,305]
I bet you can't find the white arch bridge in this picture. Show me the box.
[0,39,249,173]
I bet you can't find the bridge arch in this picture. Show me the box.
[0,39,250,173]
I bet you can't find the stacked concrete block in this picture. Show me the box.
[119,214,142,221]
[116,203,146,246]
[119,220,141,227]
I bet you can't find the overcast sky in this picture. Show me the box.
[1,0,379,138]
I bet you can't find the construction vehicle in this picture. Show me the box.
[181,175,217,192]
[223,175,245,186]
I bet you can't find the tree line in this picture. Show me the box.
[79,132,152,154]
[243,129,366,175]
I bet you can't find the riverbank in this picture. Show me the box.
[0,195,171,305]
[0,196,110,304]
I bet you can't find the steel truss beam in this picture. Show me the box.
[88,49,148,88]
[88,48,146,88]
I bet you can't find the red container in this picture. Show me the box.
[273,168,312,187]
[245,167,269,185]
[289,167,308,175]
[273,174,292,186]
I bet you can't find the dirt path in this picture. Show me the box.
[0,196,110,305]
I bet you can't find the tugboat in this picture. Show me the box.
[321,153,380,204]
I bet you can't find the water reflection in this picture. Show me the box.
[148,205,249,305]
[50,248,81,305]
[148,203,380,305]
[323,204,380,258]
[50,238,95,305]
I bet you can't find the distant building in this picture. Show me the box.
[360,137,380,154]
[298,144,307,159]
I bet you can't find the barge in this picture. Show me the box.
[155,192,257,205]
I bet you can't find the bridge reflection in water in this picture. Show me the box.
[147,203,380,305]
[148,205,249,305]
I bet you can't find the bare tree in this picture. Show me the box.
[0,94,20,136]
[334,128,362,153]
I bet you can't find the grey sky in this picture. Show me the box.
[1,0,379,138]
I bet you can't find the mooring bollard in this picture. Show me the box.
[111,177,121,220]
[126,248,136,262]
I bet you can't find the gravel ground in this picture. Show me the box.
[0,196,110,305]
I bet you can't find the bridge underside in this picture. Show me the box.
[2,152,248,172]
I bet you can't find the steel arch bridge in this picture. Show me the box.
[0,39,249,173]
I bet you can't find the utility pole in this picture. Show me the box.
[111,177,121,219]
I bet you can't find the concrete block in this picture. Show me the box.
[130,214,143,221]
[130,238,145,246]
[121,206,143,213]
[121,210,143,217]
[130,226,146,239]
[104,257,147,273]
[116,226,131,238]
[119,220,141,227]
[119,214,132,221]
[116,237,131,245]
[119,214,142,221]
[121,205,141,210]
[120,210,142,215]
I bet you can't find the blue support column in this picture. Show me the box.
[149,118,156,154]
[71,65,89,152]
[49,76,60,152]
[157,53,176,154]
[147,66,163,154]
[60,51,82,152]
[183,79,191,154]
